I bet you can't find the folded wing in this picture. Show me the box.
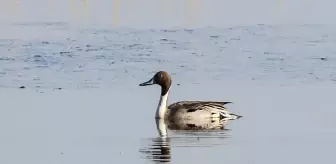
[168,101,233,113]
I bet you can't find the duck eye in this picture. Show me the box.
[158,73,163,78]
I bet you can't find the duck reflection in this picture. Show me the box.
[139,119,171,163]
[139,118,232,163]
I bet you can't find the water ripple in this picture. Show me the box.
[1,24,336,89]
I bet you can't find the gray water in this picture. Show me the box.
[1,22,335,164]
[1,1,336,164]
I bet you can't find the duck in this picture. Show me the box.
[139,71,242,121]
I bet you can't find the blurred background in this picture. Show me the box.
[1,0,335,28]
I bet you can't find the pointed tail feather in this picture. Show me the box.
[229,113,243,120]
[220,112,243,120]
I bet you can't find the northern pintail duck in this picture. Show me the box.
[139,71,242,121]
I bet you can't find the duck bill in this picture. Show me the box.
[139,78,155,86]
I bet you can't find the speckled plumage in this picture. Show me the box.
[166,101,235,120]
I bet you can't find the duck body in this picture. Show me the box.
[164,101,240,130]
[166,101,240,121]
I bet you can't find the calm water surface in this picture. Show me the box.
[0,23,336,164]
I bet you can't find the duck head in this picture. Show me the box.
[139,71,172,96]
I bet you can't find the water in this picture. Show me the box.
[1,2,336,163]
[1,23,336,89]
[1,84,335,164]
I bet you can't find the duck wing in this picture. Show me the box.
[168,101,233,113]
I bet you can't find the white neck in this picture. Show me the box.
[155,89,169,119]
[155,118,167,137]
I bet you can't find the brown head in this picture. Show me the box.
[139,71,172,96]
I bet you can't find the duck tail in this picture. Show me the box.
[229,113,243,120]
[220,112,243,120]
